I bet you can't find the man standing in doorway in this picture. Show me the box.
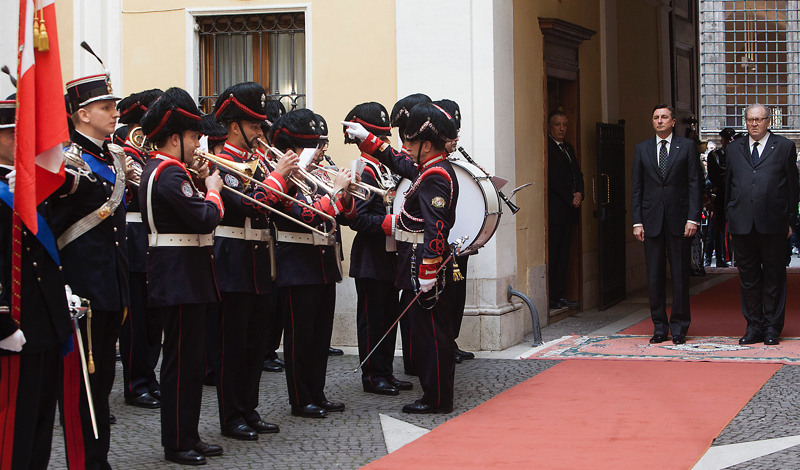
[631,104,703,345]
[725,104,799,345]
[547,111,584,310]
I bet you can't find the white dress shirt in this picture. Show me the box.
[748,132,770,159]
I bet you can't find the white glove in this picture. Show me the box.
[341,121,369,142]
[7,170,15,193]
[0,329,26,352]
[419,277,436,293]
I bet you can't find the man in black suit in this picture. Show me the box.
[631,104,702,345]
[547,111,584,310]
[725,103,799,346]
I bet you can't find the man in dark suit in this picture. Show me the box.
[547,111,584,310]
[725,103,799,346]
[631,104,702,345]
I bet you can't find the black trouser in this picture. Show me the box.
[281,283,336,406]
[355,278,400,386]
[264,291,283,362]
[644,223,692,337]
[449,255,469,341]
[204,302,220,384]
[156,303,207,451]
[1,347,60,470]
[215,292,271,429]
[548,221,573,300]
[732,229,787,337]
[401,288,455,410]
[62,308,122,470]
[120,272,161,400]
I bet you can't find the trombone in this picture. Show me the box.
[192,150,337,238]
[256,138,327,197]
[309,162,393,204]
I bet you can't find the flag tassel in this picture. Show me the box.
[38,14,49,52]
[32,10,40,47]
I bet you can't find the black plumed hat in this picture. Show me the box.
[202,113,228,145]
[315,113,329,143]
[118,89,163,125]
[434,99,461,132]
[214,82,268,123]
[269,108,322,152]
[0,93,15,129]
[113,125,128,146]
[141,87,203,143]
[390,93,431,135]
[343,102,391,144]
[404,103,458,146]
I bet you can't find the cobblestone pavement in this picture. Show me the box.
[48,355,558,469]
[46,273,800,469]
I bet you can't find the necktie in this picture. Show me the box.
[659,140,668,179]
[751,142,760,166]
[559,143,577,192]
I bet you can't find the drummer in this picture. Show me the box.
[344,103,460,414]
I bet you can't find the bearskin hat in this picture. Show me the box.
[390,93,431,137]
[404,103,458,148]
[343,102,391,144]
[434,99,461,132]
[201,113,228,146]
[269,108,322,153]
[140,87,203,144]
[214,82,268,124]
[117,89,163,125]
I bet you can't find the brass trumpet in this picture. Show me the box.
[309,163,392,204]
[192,150,337,237]
[128,126,153,153]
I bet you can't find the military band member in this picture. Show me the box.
[268,109,357,418]
[345,102,460,414]
[387,93,431,376]
[211,82,296,440]
[47,68,130,469]
[0,94,73,470]
[116,89,165,409]
[344,102,413,396]
[139,87,226,465]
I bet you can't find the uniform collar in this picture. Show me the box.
[359,152,381,167]
[420,152,446,171]
[222,141,251,161]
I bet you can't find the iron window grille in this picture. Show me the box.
[197,12,306,114]
[700,1,800,138]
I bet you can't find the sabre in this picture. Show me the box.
[66,286,99,440]
[352,237,467,374]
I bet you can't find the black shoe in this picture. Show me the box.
[165,449,206,466]
[262,359,283,372]
[387,377,413,391]
[291,404,328,418]
[221,424,258,441]
[328,347,344,356]
[402,400,453,414]
[649,334,669,344]
[248,420,280,434]
[455,348,475,360]
[765,336,780,346]
[125,392,161,409]
[193,441,223,457]
[109,414,116,425]
[316,400,345,412]
[558,298,579,308]
[151,389,161,400]
[454,354,463,364]
[274,358,285,368]
[672,335,686,345]
[363,381,400,396]
[739,333,764,345]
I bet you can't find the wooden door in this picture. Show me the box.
[595,121,626,310]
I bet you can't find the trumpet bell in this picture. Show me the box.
[128,126,153,153]
[194,150,260,188]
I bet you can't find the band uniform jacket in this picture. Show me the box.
[139,153,224,307]
[359,138,459,290]
[349,153,397,282]
[123,142,148,274]
[0,170,72,354]
[212,142,287,294]
[631,135,703,237]
[724,132,800,235]
[47,131,130,311]
[271,174,356,288]
[547,137,585,225]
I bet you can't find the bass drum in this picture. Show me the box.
[393,159,502,255]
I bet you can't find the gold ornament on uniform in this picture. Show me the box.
[431,196,445,208]
[452,257,464,282]
[33,0,50,52]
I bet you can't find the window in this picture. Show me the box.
[699,1,800,138]
[197,12,306,114]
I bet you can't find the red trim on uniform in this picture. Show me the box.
[358,133,382,156]
[359,152,381,166]
[419,152,446,171]
[419,262,440,281]
[288,288,300,404]
[351,117,391,133]
[381,214,397,237]
[268,171,287,193]
[0,355,19,468]
[214,94,268,121]
[362,165,377,182]
[205,190,224,217]
[316,196,336,218]
[221,142,248,160]
[272,127,320,142]
[342,196,357,219]
[62,336,86,469]
[151,153,190,181]
[65,74,107,87]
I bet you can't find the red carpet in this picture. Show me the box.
[623,273,800,337]
[366,360,779,470]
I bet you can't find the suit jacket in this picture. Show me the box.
[631,134,703,237]
[547,136,585,225]
[724,132,800,235]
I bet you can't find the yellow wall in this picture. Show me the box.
[54,0,73,82]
